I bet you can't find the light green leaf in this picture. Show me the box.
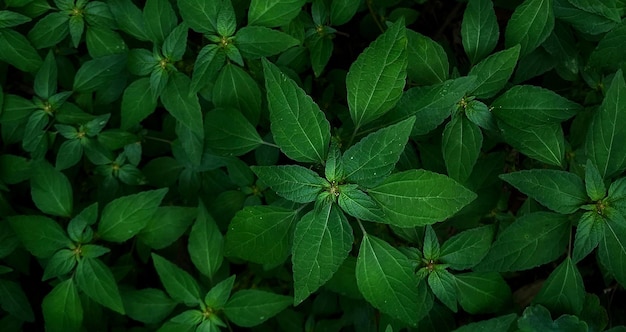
[138,206,196,249]
[213,63,262,125]
[42,279,82,332]
[177,0,218,33]
[42,249,76,281]
[0,29,42,72]
[143,0,177,44]
[468,45,520,99]
[440,225,494,270]
[337,184,386,223]
[428,269,457,312]
[205,108,263,157]
[497,121,565,167]
[442,115,483,183]
[8,215,70,258]
[406,29,448,85]
[500,170,587,214]
[325,142,343,182]
[248,0,306,27]
[573,211,604,263]
[585,70,626,179]
[455,272,511,314]
[423,225,440,260]
[462,0,499,64]
[505,0,554,57]
[188,201,224,280]
[474,212,570,272]
[585,160,606,201]
[369,170,477,227]
[263,58,331,163]
[224,290,292,327]
[292,203,353,304]
[533,257,585,315]
[152,253,202,305]
[75,257,125,314]
[356,234,432,326]
[225,206,298,265]
[122,288,177,324]
[162,24,188,61]
[121,78,157,130]
[204,275,235,309]
[452,314,517,332]
[30,162,73,217]
[98,188,168,242]
[346,19,407,129]
[235,26,299,59]
[34,51,57,99]
[343,116,415,187]
[252,165,328,203]
[0,279,34,322]
[73,54,126,93]
[598,217,626,288]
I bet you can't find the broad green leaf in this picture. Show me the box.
[177,0,218,33]
[225,206,298,265]
[325,142,343,182]
[505,0,555,57]
[263,58,331,163]
[0,10,31,28]
[474,212,570,272]
[73,54,126,93]
[205,108,263,156]
[30,162,73,217]
[346,19,407,129]
[98,188,168,242]
[0,280,34,322]
[42,279,82,332]
[598,217,626,288]
[122,288,177,324]
[162,24,188,61]
[0,29,42,72]
[499,170,587,214]
[553,0,616,35]
[138,206,196,249]
[423,225,440,260]
[455,272,511,314]
[573,211,604,263]
[585,70,626,178]
[161,72,204,166]
[27,12,69,49]
[152,253,202,305]
[585,160,606,201]
[369,170,477,227]
[578,294,608,332]
[468,45,520,99]
[588,23,626,71]
[518,305,588,332]
[34,51,57,100]
[251,165,328,203]
[497,121,565,167]
[442,115,483,183]
[440,225,494,270]
[108,0,149,41]
[568,0,621,22]
[248,0,306,27]
[224,290,292,327]
[42,249,76,281]
[204,275,235,309]
[337,184,386,222]
[68,15,84,48]
[356,234,432,326]
[213,63,262,125]
[121,78,157,129]
[308,33,333,77]
[492,85,580,127]
[143,0,177,44]
[191,44,225,93]
[86,27,128,57]
[215,0,236,37]
[533,257,585,315]
[428,269,457,312]
[453,313,517,332]
[343,116,415,187]
[75,257,125,314]
[462,0,499,64]
[330,0,359,25]
[188,202,224,280]
[170,310,203,325]
[406,29,448,85]
[292,203,353,304]
[67,203,98,243]
[235,26,299,59]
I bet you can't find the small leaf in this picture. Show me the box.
[75,257,125,314]
[248,0,306,27]
[121,78,157,129]
[191,44,225,93]
[518,304,588,332]
[455,272,512,314]
[213,63,262,125]
[468,45,520,99]
[162,23,188,61]
[533,257,585,315]
[442,115,483,183]
[42,249,76,281]
[216,0,236,37]
[224,290,292,327]
[440,225,494,270]
[152,253,202,305]
[330,0,358,25]
[27,12,69,49]
[573,211,604,263]
[9,215,71,258]
[122,288,176,324]
[204,275,236,309]
[422,226,440,260]
[0,29,42,72]
[73,54,126,93]
[406,29,448,85]
[598,216,626,288]
[138,206,196,249]
[34,51,57,99]
[0,279,34,322]
[205,108,263,157]
[0,10,32,28]
[324,142,343,182]
[235,26,299,59]
[188,201,224,280]
[337,184,385,223]
[30,161,73,217]
[252,165,328,203]
[497,121,565,167]
[42,279,82,332]
[505,0,555,57]
[452,314,517,332]
[177,0,218,33]
[462,0,499,64]
[428,269,457,312]
[143,0,177,44]
[108,0,149,41]
[585,160,606,201]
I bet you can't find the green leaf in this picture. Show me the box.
[518,305,588,332]
[204,275,235,309]
[122,288,176,324]
[204,108,263,157]
[138,206,196,249]
[452,314,517,332]
[188,201,224,280]
[588,23,626,71]
[235,26,299,59]
[468,45,520,99]
[442,115,483,183]
[42,279,82,332]
[497,121,565,167]
[34,51,57,100]
[533,257,585,315]
[573,211,604,263]
[474,212,570,272]
[191,44,225,93]
[252,165,328,203]
[248,0,306,27]
[8,215,70,258]
[68,15,84,48]
[224,290,292,327]
[292,203,353,304]
[346,19,407,129]
[152,253,202,305]
[423,225,440,260]
[73,54,126,93]
[143,0,177,44]
[108,0,149,41]
[0,10,31,28]
[324,142,343,182]
[216,0,236,36]
[440,225,494,270]
[343,116,415,187]
[0,29,42,72]
[585,70,626,178]
[598,217,626,288]
[369,170,477,227]
[161,72,204,166]
[263,58,331,163]
[30,161,73,217]
[308,33,333,77]
[80,244,110,258]
[162,24,188,61]
[27,12,69,49]
[585,160,606,201]
[330,0,358,26]
[356,234,432,326]
[170,310,203,325]
[505,0,555,57]
[177,0,218,33]
[97,188,168,242]
[121,78,157,129]
[455,272,511,314]
[225,206,298,265]
[568,0,621,22]
[461,0,499,64]
[337,184,386,223]
[86,27,128,57]
[42,249,76,281]
[75,257,125,314]
[500,170,587,214]
[406,29,448,85]
[0,279,34,322]
[213,63,262,125]
[428,269,457,312]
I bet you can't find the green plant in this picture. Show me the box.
[0,0,625,330]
